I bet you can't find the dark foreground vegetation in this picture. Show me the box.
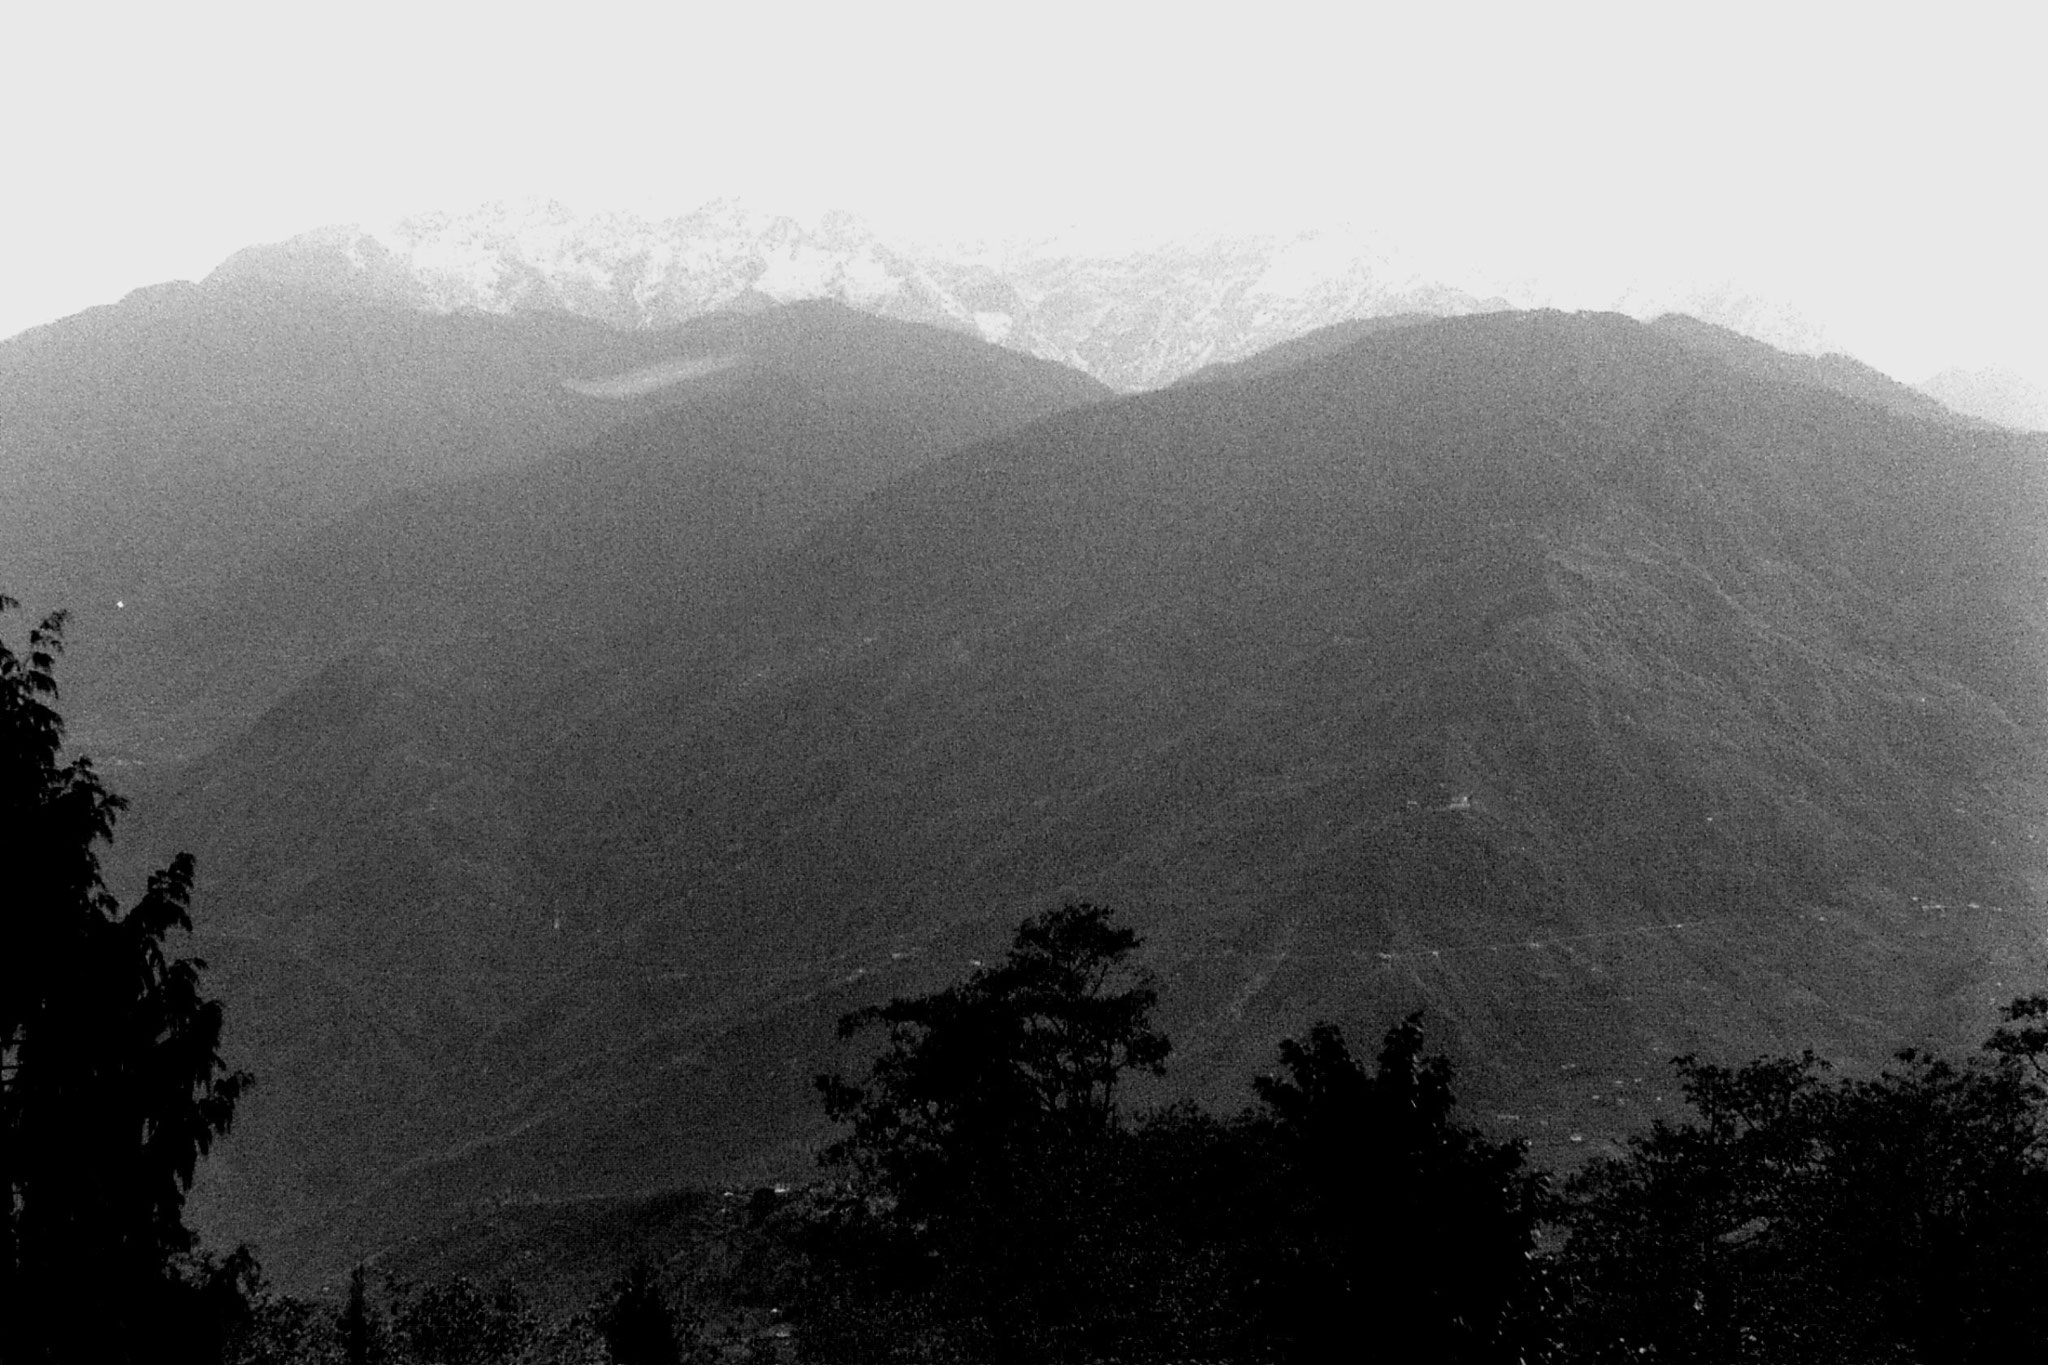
[11,596,2048,1364]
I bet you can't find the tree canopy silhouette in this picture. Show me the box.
[596,1258,686,1365]
[808,909,1549,1363]
[818,902,1168,1222]
[1246,1017,1549,1364]
[1555,1022,2048,1364]
[813,903,1169,1361]
[0,597,251,1363]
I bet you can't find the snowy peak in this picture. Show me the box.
[206,224,431,307]
[200,201,1897,394]
[367,199,973,332]
[202,200,968,335]
[198,202,1506,389]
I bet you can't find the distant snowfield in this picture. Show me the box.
[563,352,744,397]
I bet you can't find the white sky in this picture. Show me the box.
[3,0,2042,384]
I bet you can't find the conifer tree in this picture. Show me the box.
[0,597,251,1362]
[338,1264,386,1365]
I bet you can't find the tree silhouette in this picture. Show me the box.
[338,1263,387,1365]
[1249,1017,1548,1364]
[818,903,1168,1222]
[1555,1051,1838,1362]
[388,1273,538,1365]
[814,903,1170,1361]
[1555,1034,2048,1363]
[0,597,252,1362]
[596,1258,684,1365]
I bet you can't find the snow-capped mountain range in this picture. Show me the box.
[200,199,1904,397]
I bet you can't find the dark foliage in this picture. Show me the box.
[225,1278,354,1365]
[809,906,1543,1363]
[150,902,2048,1365]
[224,1266,636,1365]
[1553,1021,2048,1363]
[813,903,1170,1362]
[157,1248,267,1365]
[0,597,253,1363]
[387,1274,540,1365]
[818,903,1168,1214]
[596,1258,687,1365]
[1246,1017,1549,1363]
[338,1264,387,1365]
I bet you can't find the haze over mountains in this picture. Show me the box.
[0,273,1105,760]
[5,237,2045,1292]
[202,201,1516,393]
[208,200,1995,403]
[195,200,2048,434]
[1920,366,2048,433]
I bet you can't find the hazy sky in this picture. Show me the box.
[5,1,2041,385]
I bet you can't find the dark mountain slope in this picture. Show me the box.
[169,300,1108,738]
[152,301,1110,1004]
[572,308,2041,920]
[150,309,2046,1285]
[9,293,1107,759]
[0,278,656,603]
[523,308,2045,1169]
[1,281,671,759]
[101,306,1108,1276]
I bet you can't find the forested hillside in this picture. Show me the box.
[8,299,2043,1334]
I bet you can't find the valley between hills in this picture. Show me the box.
[3,253,2044,1296]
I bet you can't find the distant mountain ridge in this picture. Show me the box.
[1649,315,1995,429]
[1918,366,2048,432]
[0,282,1107,764]
[210,201,2033,409]
[199,201,1516,391]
